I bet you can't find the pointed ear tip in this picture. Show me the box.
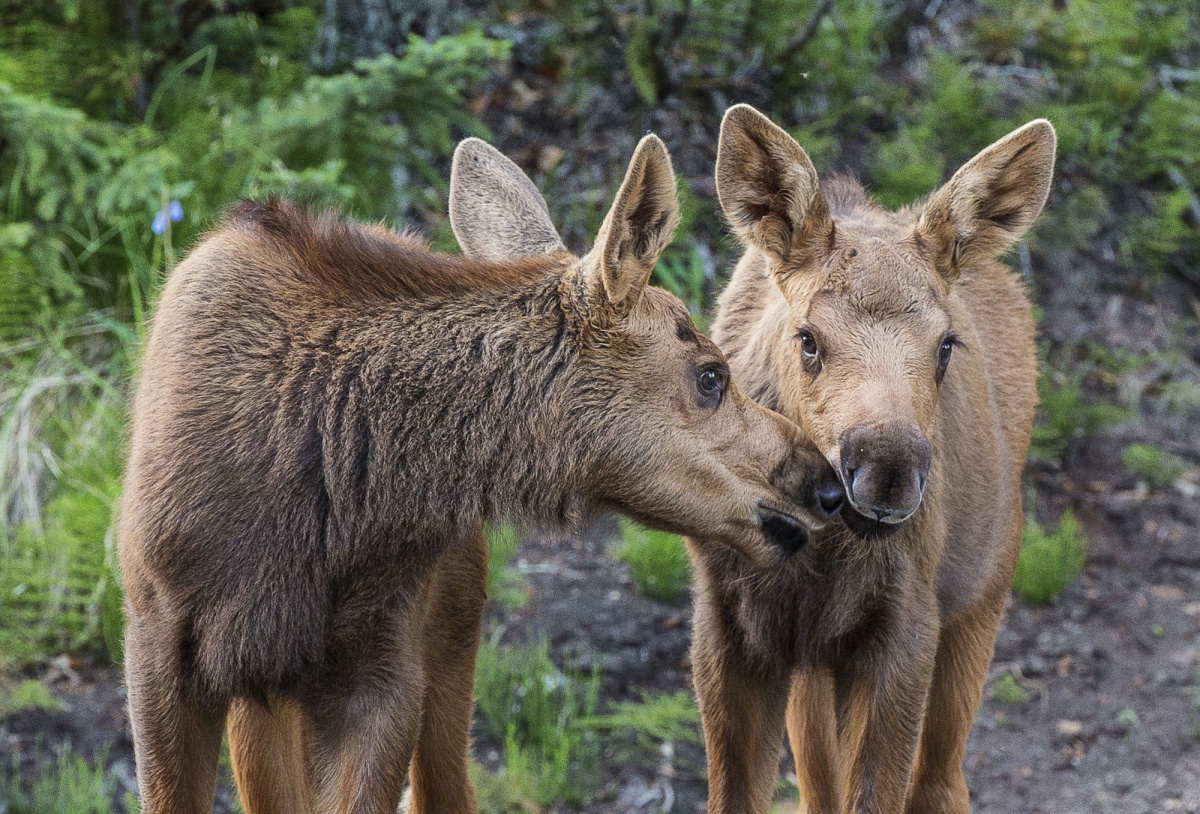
[453,137,503,164]
[1019,119,1057,144]
[634,133,670,160]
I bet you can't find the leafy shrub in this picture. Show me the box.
[1012,510,1087,605]
[613,519,691,604]
[474,638,602,806]
[1122,443,1189,490]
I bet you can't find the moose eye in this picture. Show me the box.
[696,364,728,408]
[936,335,959,383]
[798,330,819,359]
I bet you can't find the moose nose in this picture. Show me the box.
[816,467,845,518]
[839,423,932,524]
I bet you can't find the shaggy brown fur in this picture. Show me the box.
[118,134,844,814]
[688,105,1054,813]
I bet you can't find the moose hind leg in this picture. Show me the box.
[125,614,227,814]
[307,610,428,814]
[228,697,316,814]
[408,531,489,814]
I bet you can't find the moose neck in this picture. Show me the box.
[323,270,595,544]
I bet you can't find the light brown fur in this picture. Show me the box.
[689,105,1054,813]
[119,134,844,814]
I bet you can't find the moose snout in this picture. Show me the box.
[839,423,931,524]
[756,445,846,556]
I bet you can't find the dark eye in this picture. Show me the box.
[798,330,819,359]
[696,365,728,408]
[936,335,957,382]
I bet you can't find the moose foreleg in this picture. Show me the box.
[786,666,844,814]
[408,531,489,814]
[692,599,790,814]
[906,583,1010,814]
[844,610,938,814]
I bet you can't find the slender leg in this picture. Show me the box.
[408,531,489,814]
[692,598,790,814]
[786,667,843,814]
[905,589,1009,814]
[125,611,227,814]
[228,697,316,814]
[306,607,428,814]
[843,608,938,814]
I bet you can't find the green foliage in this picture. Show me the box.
[1122,443,1189,490]
[1030,369,1130,462]
[5,746,115,814]
[474,638,602,806]
[1013,510,1087,605]
[486,524,528,611]
[989,672,1031,705]
[585,689,701,753]
[0,680,63,718]
[0,4,508,668]
[613,519,691,604]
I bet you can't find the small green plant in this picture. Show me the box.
[613,519,691,605]
[485,524,527,611]
[585,689,701,754]
[474,638,601,806]
[469,761,534,814]
[1012,510,1087,604]
[5,746,115,814]
[1030,371,1130,462]
[1115,707,1140,736]
[989,672,1031,704]
[0,680,62,718]
[1121,443,1189,490]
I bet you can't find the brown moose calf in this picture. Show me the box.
[688,105,1054,813]
[118,134,843,814]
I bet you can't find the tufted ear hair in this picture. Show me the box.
[449,137,566,262]
[716,104,833,268]
[576,134,681,315]
[916,119,1057,279]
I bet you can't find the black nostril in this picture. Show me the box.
[756,507,810,557]
[817,479,845,517]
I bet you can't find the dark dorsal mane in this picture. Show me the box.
[225,199,565,304]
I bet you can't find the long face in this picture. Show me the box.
[449,132,843,566]
[715,105,1056,536]
[770,224,955,533]
[588,286,844,565]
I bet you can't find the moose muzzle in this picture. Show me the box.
[838,422,932,524]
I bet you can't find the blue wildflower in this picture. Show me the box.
[152,200,184,235]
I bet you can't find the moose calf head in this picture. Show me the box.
[451,134,843,563]
[716,105,1055,531]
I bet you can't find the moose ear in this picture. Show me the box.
[917,119,1056,279]
[716,104,833,267]
[449,137,567,262]
[577,134,680,313]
